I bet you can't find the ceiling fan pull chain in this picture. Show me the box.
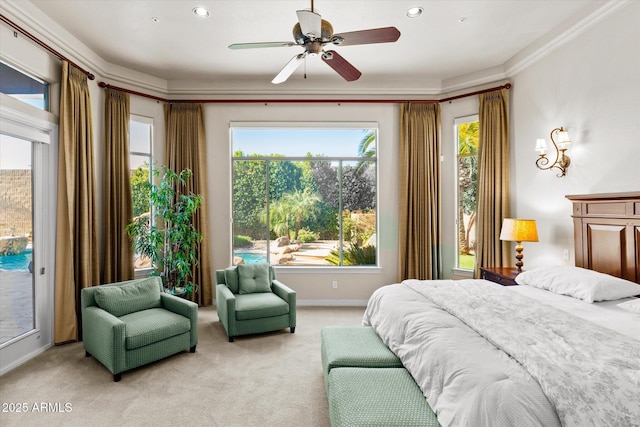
[304,56,307,79]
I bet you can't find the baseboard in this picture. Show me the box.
[297,299,368,307]
[210,299,368,307]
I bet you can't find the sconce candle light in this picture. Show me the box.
[500,218,539,273]
[535,127,571,177]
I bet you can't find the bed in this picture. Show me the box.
[363,192,640,427]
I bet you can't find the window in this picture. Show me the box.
[0,62,48,111]
[455,116,479,270]
[231,124,377,267]
[129,115,153,270]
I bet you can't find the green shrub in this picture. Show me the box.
[325,243,376,266]
[297,228,319,243]
[233,235,253,248]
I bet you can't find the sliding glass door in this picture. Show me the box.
[0,99,56,374]
[0,134,35,345]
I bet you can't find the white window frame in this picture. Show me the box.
[454,114,479,272]
[129,114,154,276]
[230,121,380,271]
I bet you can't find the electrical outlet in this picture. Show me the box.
[563,249,570,260]
[332,281,338,289]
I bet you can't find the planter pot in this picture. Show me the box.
[166,287,187,298]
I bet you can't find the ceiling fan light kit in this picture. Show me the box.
[228,1,401,84]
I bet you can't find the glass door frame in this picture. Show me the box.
[0,94,57,375]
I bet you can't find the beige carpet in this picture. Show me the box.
[0,306,365,427]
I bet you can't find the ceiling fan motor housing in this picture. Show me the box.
[293,19,334,44]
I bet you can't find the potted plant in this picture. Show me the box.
[127,165,203,298]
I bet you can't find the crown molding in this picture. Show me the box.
[505,0,631,76]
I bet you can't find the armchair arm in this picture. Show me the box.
[272,279,296,328]
[216,284,236,339]
[81,306,126,375]
[161,293,199,347]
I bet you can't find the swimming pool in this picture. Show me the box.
[0,248,32,271]
[234,252,268,265]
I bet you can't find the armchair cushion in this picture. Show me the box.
[120,308,191,350]
[235,293,290,321]
[238,264,271,294]
[94,277,161,317]
[224,266,240,294]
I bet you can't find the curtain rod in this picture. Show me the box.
[98,82,511,104]
[0,14,95,80]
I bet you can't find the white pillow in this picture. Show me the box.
[514,265,640,303]
[617,299,640,314]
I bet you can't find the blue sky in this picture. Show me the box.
[232,128,375,158]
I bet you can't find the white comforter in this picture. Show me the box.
[362,279,640,427]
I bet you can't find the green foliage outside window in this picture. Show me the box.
[131,166,150,218]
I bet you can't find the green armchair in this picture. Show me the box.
[81,277,198,382]
[216,264,296,342]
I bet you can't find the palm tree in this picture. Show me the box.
[262,189,321,240]
[356,130,376,173]
[283,189,321,240]
[262,197,294,238]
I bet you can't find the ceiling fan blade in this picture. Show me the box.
[229,41,298,49]
[332,27,401,46]
[296,10,322,39]
[321,50,361,82]
[272,53,306,84]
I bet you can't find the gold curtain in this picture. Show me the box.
[474,88,511,278]
[164,103,212,305]
[103,89,134,283]
[398,103,442,281]
[54,61,99,344]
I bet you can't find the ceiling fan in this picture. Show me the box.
[228,0,401,84]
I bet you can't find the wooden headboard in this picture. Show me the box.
[566,192,640,284]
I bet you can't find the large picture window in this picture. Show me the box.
[455,116,479,270]
[232,124,377,267]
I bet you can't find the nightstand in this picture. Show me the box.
[480,267,519,286]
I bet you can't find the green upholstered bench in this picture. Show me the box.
[328,367,440,427]
[321,326,403,383]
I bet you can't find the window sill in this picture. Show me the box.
[274,266,382,275]
[452,268,473,280]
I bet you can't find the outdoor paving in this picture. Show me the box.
[0,270,33,344]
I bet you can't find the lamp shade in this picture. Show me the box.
[499,218,539,242]
[556,129,571,148]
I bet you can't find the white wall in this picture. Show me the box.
[510,1,640,268]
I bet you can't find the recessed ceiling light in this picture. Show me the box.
[406,7,423,18]
[193,7,210,18]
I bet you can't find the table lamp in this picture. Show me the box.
[499,218,538,273]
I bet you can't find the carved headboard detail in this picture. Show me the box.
[566,192,640,284]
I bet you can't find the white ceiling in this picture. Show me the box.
[21,0,611,94]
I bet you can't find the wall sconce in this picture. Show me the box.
[499,218,539,273]
[535,127,571,177]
